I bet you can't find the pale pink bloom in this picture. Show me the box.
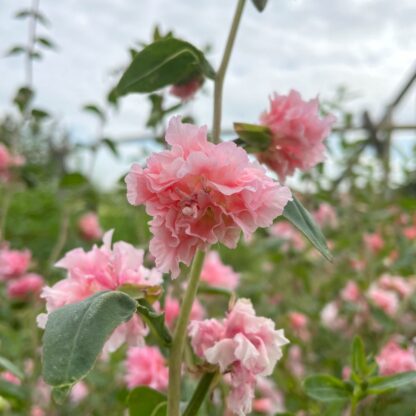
[378,274,414,298]
[189,298,289,416]
[313,203,338,228]
[125,116,292,278]
[161,295,204,330]
[169,78,203,101]
[70,381,88,403]
[270,222,305,251]
[367,286,399,316]
[320,301,346,331]
[0,143,24,182]
[78,212,103,241]
[403,225,416,241]
[287,345,304,379]
[124,346,169,391]
[1,371,20,385]
[200,251,240,290]
[363,232,384,253]
[288,312,308,330]
[342,366,351,380]
[30,407,46,416]
[376,340,416,375]
[340,281,361,303]
[38,231,162,352]
[253,377,285,415]
[258,90,336,181]
[0,246,31,280]
[7,273,44,299]
[350,258,366,272]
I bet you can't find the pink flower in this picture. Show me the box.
[78,212,103,241]
[161,295,204,330]
[270,222,305,251]
[253,377,285,415]
[0,143,24,182]
[38,231,162,353]
[342,366,351,380]
[378,274,414,298]
[6,273,44,300]
[403,225,416,240]
[258,90,336,181]
[200,251,240,290]
[313,203,338,228]
[367,286,399,316]
[288,312,308,330]
[169,78,203,101]
[125,117,291,278]
[30,407,46,416]
[189,298,289,415]
[287,345,305,379]
[70,381,88,403]
[1,371,21,385]
[0,246,31,280]
[350,258,366,272]
[363,232,384,253]
[376,340,416,375]
[340,281,361,302]
[320,301,346,331]
[124,346,169,391]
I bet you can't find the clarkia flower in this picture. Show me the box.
[189,298,289,415]
[258,90,335,181]
[126,116,291,278]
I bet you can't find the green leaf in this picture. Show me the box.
[29,50,42,60]
[0,357,24,380]
[128,386,166,416]
[36,36,56,50]
[115,38,215,97]
[42,291,137,387]
[368,372,416,394]
[59,172,89,189]
[15,9,49,26]
[101,138,119,157]
[233,122,272,152]
[304,375,352,402]
[252,0,268,12]
[136,299,172,347]
[5,45,26,56]
[83,104,106,122]
[283,195,333,261]
[31,108,50,120]
[13,86,34,113]
[198,283,232,298]
[351,336,367,377]
[0,379,25,402]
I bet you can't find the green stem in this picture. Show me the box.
[212,0,246,143]
[47,205,69,270]
[350,397,358,416]
[0,186,12,243]
[167,250,206,416]
[182,371,218,416]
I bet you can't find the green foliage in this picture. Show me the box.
[283,196,333,261]
[251,0,269,12]
[303,375,352,402]
[115,38,215,96]
[0,356,24,380]
[42,291,137,389]
[127,386,167,416]
[233,122,271,152]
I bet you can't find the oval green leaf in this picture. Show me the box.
[303,374,351,402]
[368,371,416,393]
[42,291,137,388]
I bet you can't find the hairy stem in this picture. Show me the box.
[167,250,206,416]
[212,0,246,143]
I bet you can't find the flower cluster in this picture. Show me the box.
[126,117,291,277]
[0,244,44,300]
[258,90,336,182]
[38,230,162,353]
[189,298,289,415]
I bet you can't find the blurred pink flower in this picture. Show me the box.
[200,251,240,290]
[320,301,346,331]
[287,345,305,379]
[78,212,103,241]
[288,312,308,330]
[313,203,338,228]
[125,116,291,278]
[189,298,289,415]
[124,346,169,391]
[6,273,44,300]
[38,231,162,352]
[258,90,336,181]
[169,78,203,101]
[342,366,351,380]
[0,143,24,182]
[70,381,88,403]
[340,281,361,303]
[253,377,285,415]
[367,286,399,316]
[378,274,414,298]
[270,222,305,251]
[1,371,20,385]
[403,225,416,240]
[30,407,46,416]
[350,258,366,272]
[376,340,416,375]
[0,246,31,280]
[160,295,204,330]
[363,232,384,253]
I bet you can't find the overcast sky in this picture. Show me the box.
[1,0,416,186]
